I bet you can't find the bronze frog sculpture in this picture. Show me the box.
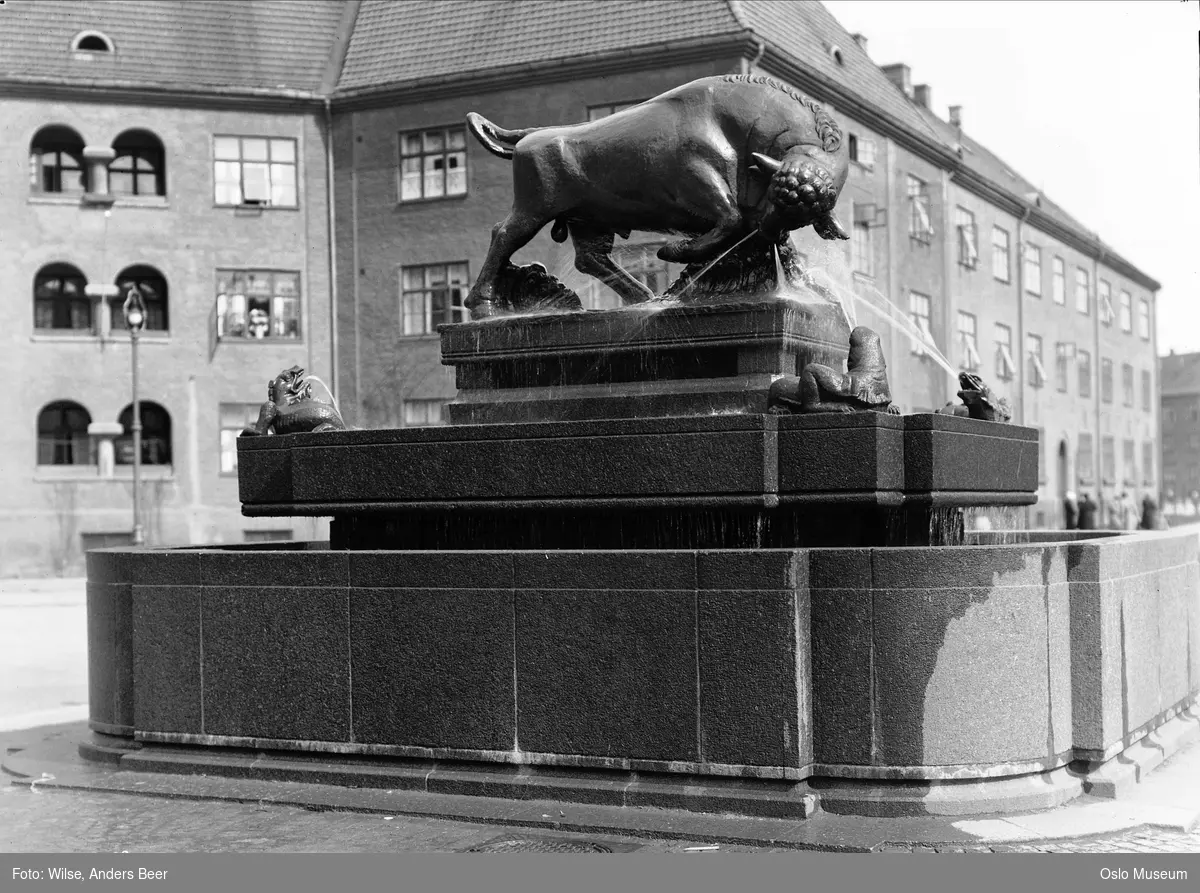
[939,372,1012,422]
[768,326,900,415]
[240,366,346,437]
[465,74,850,318]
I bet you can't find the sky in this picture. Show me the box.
[821,0,1200,355]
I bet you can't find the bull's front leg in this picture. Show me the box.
[655,161,748,266]
[570,224,655,306]
[468,210,546,319]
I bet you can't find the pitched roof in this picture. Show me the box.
[1160,352,1200,398]
[0,0,349,96]
[336,0,743,95]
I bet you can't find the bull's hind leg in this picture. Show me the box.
[570,224,655,306]
[468,209,548,319]
[657,162,748,265]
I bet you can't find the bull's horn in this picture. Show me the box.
[751,152,782,175]
[814,210,850,241]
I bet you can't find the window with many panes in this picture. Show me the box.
[1122,363,1134,407]
[907,175,933,243]
[399,127,467,201]
[1100,357,1114,404]
[1137,298,1150,340]
[957,311,980,371]
[1027,333,1045,388]
[1119,290,1132,332]
[219,404,262,475]
[30,126,86,194]
[852,216,874,276]
[402,399,448,427]
[994,322,1015,380]
[214,137,297,207]
[112,266,168,332]
[1074,267,1089,315]
[1078,349,1092,398]
[1142,369,1152,412]
[1101,435,1116,485]
[1023,243,1041,295]
[215,270,301,340]
[587,242,671,310]
[1054,343,1071,393]
[956,207,978,268]
[847,133,877,169]
[1051,257,1065,305]
[992,226,1010,281]
[1143,441,1155,485]
[34,263,90,331]
[111,129,165,197]
[37,401,94,466]
[1098,279,1114,325]
[1123,439,1137,485]
[401,262,469,334]
[587,101,644,121]
[908,291,933,355]
[1077,433,1094,485]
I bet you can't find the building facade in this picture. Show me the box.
[1,0,1162,574]
[0,1,351,574]
[1160,352,1200,521]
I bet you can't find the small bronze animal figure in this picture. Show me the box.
[954,372,1012,422]
[465,74,850,318]
[769,326,900,415]
[240,366,346,437]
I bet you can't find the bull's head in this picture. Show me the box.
[752,146,849,242]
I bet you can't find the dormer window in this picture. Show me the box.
[71,31,115,54]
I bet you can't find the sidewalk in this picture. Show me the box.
[3,718,1199,853]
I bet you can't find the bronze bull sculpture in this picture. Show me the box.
[465,74,850,319]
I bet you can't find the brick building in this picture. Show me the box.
[331,0,1160,529]
[0,1,352,574]
[1160,352,1200,520]
[1,0,1161,574]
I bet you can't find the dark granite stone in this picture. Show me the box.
[202,586,350,742]
[85,548,130,585]
[1116,573,1165,733]
[235,444,293,505]
[1157,563,1191,709]
[870,544,1068,590]
[1047,578,1074,756]
[809,587,873,765]
[132,585,202,734]
[349,552,514,589]
[86,581,133,735]
[1068,580,1112,753]
[128,549,201,586]
[515,551,696,591]
[199,550,348,589]
[698,587,809,768]
[871,584,1056,767]
[1188,562,1200,694]
[809,549,872,591]
[777,424,904,493]
[903,416,1039,494]
[697,550,806,591]
[351,588,515,750]
[514,588,698,761]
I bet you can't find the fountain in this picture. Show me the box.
[79,75,1199,822]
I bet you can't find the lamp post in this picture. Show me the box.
[123,285,146,546]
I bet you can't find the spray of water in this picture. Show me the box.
[304,374,341,418]
[667,230,759,304]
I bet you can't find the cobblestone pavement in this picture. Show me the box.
[3,781,1199,854]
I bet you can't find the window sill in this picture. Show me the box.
[395,192,470,208]
[957,262,979,272]
[27,194,86,206]
[214,204,299,213]
[34,467,176,483]
[112,466,175,481]
[114,195,169,209]
[106,332,171,343]
[30,332,99,343]
[215,337,305,345]
[851,271,875,283]
[993,276,1011,285]
[397,333,443,341]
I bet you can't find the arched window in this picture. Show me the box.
[110,130,165,197]
[34,263,91,331]
[117,402,172,465]
[37,401,94,466]
[30,126,86,194]
[112,266,169,331]
[71,31,115,53]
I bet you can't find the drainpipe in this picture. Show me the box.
[325,97,339,403]
[742,38,765,75]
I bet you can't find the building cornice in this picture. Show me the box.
[330,34,753,111]
[0,77,326,113]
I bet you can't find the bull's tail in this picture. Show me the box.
[466,112,540,160]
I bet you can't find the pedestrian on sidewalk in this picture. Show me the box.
[1077,493,1098,530]
[1063,491,1078,530]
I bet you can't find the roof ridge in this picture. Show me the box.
[725,0,749,31]
[318,0,363,96]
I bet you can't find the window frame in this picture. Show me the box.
[1119,290,1133,333]
[34,264,91,332]
[1137,298,1151,340]
[955,207,978,269]
[1023,243,1042,296]
[1051,256,1065,305]
[1054,342,1071,393]
[1026,333,1046,389]
[1077,432,1095,486]
[401,399,449,427]
[906,175,933,244]
[215,269,303,342]
[219,403,263,476]
[1098,279,1114,326]
[212,135,298,208]
[30,126,87,195]
[991,226,1011,282]
[957,311,980,372]
[1100,357,1114,405]
[1141,369,1153,413]
[400,261,471,335]
[398,126,468,202]
[1074,267,1090,316]
[908,290,934,356]
[851,214,874,277]
[1077,349,1092,399]
[111,267,169,332]
[994,322,1016,381]
[36,400,95,467]
[1101,435,1116,486]
[1121,363,1135,408]
[116,401,172,466]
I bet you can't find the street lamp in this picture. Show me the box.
[122,284,146,547]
